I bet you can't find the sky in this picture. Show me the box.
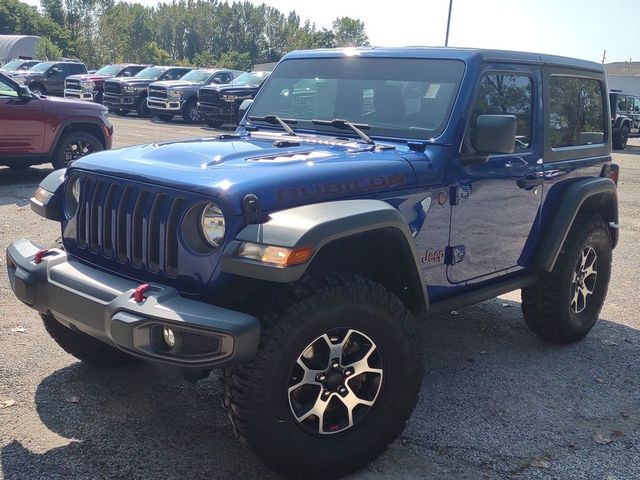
[21,0,637,64]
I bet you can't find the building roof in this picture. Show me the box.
[0,35,41,63]
[605,61,640,77]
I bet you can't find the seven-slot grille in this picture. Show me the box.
[104,81,122,95]
[65,78,81,91]
[198,88,220,105]
[148,86,167,99]
[73,177,185,277]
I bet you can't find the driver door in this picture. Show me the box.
[0,76,44,155]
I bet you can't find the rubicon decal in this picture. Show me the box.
[275,174,406,203]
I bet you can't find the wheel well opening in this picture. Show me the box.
[62,123,107,149]
[306,228,427,316]
[579,192,618,246]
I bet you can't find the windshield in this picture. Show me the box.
[249,57,465,140]
[233,71,269,87]
[134,66,165,80]
[2,60,27,71]
[28,61,55,73]
[95,64,123,76]
[181,70,212,82]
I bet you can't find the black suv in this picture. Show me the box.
[103,66,193,118]
[610,90,640,149]
[11,60,87,96]
[198,70,270,127]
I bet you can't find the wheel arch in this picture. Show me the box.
[532,177,618,272]
[221,199,428,316]
[50,121,107,154]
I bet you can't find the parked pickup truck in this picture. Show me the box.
[7,48,618,479]
[147,68,244,123]
[198,70,270,127]
[11,60,87,96]
[64,64,147,103]
[0,59,42,76]
[103,65,193,118]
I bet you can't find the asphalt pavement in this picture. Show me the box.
[0,118,638,480]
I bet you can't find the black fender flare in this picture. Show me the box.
[221,199,428,307]
[30,168,67,221]
[533,177,618,272]
[49,118,109,154]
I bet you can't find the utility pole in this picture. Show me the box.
[601,49,606,64]
[445,0,453,47]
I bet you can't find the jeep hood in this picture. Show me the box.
[70,133,419,214]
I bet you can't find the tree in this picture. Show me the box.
[141,42,172,65]
[332,17,369,47]
[35,36,62,60]
[217,51,252,71]
[40,0,65,26]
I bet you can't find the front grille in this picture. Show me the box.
[148,86,167,99]
[198,88,220,105]
[104,81,122,95]
[65,79,81,91]
[74,178,184,277]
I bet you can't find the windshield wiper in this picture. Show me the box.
[249,115,298,136]
[312,118,375,145]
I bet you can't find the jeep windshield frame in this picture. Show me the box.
[246,57,465,141]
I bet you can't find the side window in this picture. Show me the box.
[470,73,533,151]
[548,76,605,148]
[72,64,85,74]
[617,96,627,113]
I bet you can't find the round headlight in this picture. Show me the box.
[200,203,225,247]
[64,177,80,217]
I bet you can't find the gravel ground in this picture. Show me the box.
[0,119,639,480]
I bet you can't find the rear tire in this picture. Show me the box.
[222,274,421,479]
[42,313,138,367]
[30,84,45,95]
[51,131,103,169]
[613,125,629,150]
[522,213,612,344]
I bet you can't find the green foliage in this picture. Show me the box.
[5,0,368,69]
[332,17,369,47]
[34,36,62,60]
[216,51,252,71]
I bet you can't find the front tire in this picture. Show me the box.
[29,84,45,95]
[182,99,201,124]
[222,275,421,479]
[136,95,152,118]
[522,213,612,343]
[51,130,103,169]
[155,114,174,122]
[42,314,138,366]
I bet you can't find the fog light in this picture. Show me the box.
[163,327,176,348]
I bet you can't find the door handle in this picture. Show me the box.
[517,175,543,190]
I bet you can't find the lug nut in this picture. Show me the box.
[317,373,326,382]
[331,360,340,369]
[338,386,347,395]
[344,368,353,377]
[322,390,330,399]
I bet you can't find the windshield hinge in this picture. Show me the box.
[445,245,466,266]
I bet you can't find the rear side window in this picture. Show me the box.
[549,76,605,148]
[470,73,533,151]
[617,96,627,113]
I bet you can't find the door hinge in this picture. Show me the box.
[445,245,466,266]
[450,186,470,206]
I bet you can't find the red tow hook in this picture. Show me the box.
[34,248,55,264]
[133,283,151,303]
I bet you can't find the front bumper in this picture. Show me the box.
[64,89,95,101]
[103,93,137,107]
[198,103,235,122]
[6,239,260,369]
[148,97,184,111]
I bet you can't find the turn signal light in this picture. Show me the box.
[237,243,314,266]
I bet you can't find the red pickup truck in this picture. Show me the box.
[0,73,113,170]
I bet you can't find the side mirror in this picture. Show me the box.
[238,99,253,122]
[473,114,517,154]
[18,85,33,100]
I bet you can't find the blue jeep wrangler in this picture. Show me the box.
[7,48,619,479]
